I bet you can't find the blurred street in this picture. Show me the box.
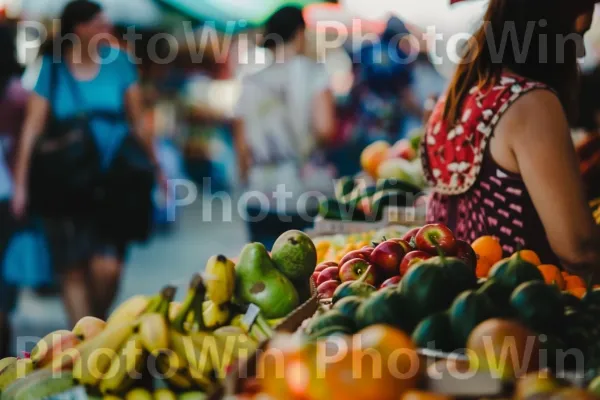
[10,200,248,352]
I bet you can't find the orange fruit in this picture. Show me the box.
[565,275,586,290]
[569,287,587,299]
[401,390,453,399]
[537,265,566,289]
[476,256,494,278]
[327,325,420,400]
[472,236,504,265]
[467,319,540,381]
[561,271,569,279]
[512,250,542,266]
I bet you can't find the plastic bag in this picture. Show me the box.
[2,220,53,288]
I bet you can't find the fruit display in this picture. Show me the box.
[0,230,319,399]
[313,225,414,264]
[308,223,600,387]
[318,177,424,222]
[361,136,425,184]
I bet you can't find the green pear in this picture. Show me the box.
[235,243,300,319]
[271,230,317,281]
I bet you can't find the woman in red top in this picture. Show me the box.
[422,0,600,276]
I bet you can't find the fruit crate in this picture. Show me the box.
[310,206,426,236]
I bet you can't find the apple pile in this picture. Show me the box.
[314,223,477,298]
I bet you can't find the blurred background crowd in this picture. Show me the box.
[1,0,600,356]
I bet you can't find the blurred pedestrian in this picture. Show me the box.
[13,0,160,324]
[0,24,27,357]
[233,6,336,247]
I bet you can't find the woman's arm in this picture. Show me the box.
[12,93,49,217]
[499,90,600,278]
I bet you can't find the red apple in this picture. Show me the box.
[370,240,407,278]
[312,261,338,283]
[316,266,340,286]
[339,258,377,285]
[361,246,375,252]
[415,224,457,256]
[401,227,420,244]
[399,250,433,276]
[388,238,413,253]
[317,280,340,298]
[339,250,372,267]
[389,139,417,161]
[380,276,402,289]
[455,240,477,271]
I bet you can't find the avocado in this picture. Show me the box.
[271,230,317,281]
[235,243,299,319]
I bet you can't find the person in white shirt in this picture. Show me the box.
[233,6,336,247]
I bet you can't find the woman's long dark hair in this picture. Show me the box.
[443,0,592,125]
[39,0,102,58]
[0,24,20,98]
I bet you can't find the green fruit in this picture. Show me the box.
[370,190,410,220]
[272,230,317,281]
[412,312,456,353]
[434,257,478,297]
[309,325,354,341]
[375,178,422,194]
[562,291,582,309]
[497,257,544,290]
[332,280,376,305]
[488,259,511,281]
[510,281,563,333]
[399,262,451,320]
[333,296,364,319]
[477,279,512,317]
[355,289,418,332]
[307,310,355,335]
[449,290,496,348]
[5,370,75,400]
[335,176,356,201]
[589,375,600,396]
[235,242,300,319]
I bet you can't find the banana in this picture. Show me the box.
[30,330,80,368]
[138,314,169,355]
[107,295,150,328]
[0,357,17,372]
[70,320,137,387]
[168,302,182,322]
[178,392,208,400]
[172,275,206,333]
[125,388,153,400]
[211,329,257,380]
[153,388,177,400]
[2,369,75,400]
[202,301,230,330]
[0,359,33,391]
[99,335,146,395]
[204,255,235,306]
[155,352,194,391]
[73,316,107,341]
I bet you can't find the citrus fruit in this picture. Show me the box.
[565,275,586,290]
[476,255,494,278]
[401,390,453,399]
[467,319,540,381]
[568,287,587,299]
[537,264,565,289]
[512,250,542,266]
[472,236,503,265]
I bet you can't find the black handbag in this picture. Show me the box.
[96,134,156,243]
[29,63,100,217]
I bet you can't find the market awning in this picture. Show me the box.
[155,0,323,32]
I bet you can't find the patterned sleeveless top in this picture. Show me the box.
[421,73,561,265]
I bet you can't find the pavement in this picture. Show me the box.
[9,199,249,354]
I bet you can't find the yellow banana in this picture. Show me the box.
[202,301,230,330]
[153,388,177,400]
[169,330,214,379]
[211,329,257,380]
[99,335,146,395]
[125,388,153,400]
[204,255,235,305]
[0,357,17,372]
[172,275,206,333]
[0,358,33,390]
[155,352,194,391]
[168,302,182,322]
[30,330,81,369]
[138,313,169,355]
[73,316,107,341]
[107,295,150,328]
[71,320,137,387]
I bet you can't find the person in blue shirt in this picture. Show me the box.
[12,0,160,324]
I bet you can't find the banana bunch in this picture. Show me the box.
[204,255,236,306]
